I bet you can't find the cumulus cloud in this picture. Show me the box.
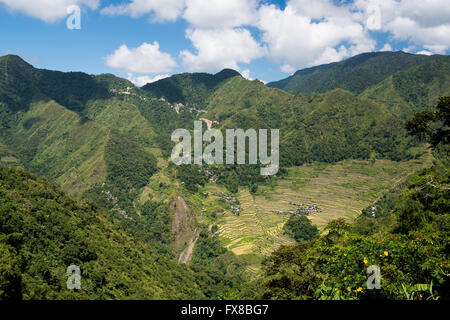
[257,1,375,72]
[241,69,252,80]
[105,42,177,74]
[5,0,448,76]
[380,43,393,51]
[180,28,265,72]
[0,0,99,22]
[354,0,450,54]
[101,0,185,22]
[183,0,258,28]
[179,0,263,77]
[355,0,450,28]
[415,50,433,56]
[127,73,170,86]
[386,17,450,54]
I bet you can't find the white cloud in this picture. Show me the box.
[127,73,170,86]
[0,0,99,22]
[254,0,449,72]
[105,42,177,74]
[241,69,252,80]
[354,0,450,54]
[376,0,450,28]
[5,0,448,76]
[257,1,375,72]
[423,44,448,54]
[179,0,263,74]
[289,0,358,23]
[101,0,185,22]
[237,68,268,84]
[183,0,258,28]
[385,16,450,54]
[415,50,433,56]
[380,43,393,51]
[180,28,265,72]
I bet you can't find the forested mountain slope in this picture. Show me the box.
[266,51,446,96]
[359,56,450,119]
[142,69,241,108]
[1,53,427,194]
[189,75,416,165]
[0,164,205,299]
[256,98,450,300]
[0,53,448,300]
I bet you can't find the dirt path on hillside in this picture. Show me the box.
[170,195,199,264]
[178,228,200,264]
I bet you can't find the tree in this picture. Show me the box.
[405,96,450,148]
[283,215,320,242]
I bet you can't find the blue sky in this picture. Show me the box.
[0,0,449,85]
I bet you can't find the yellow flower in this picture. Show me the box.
[384,251,389,256]
[356,287,363,293]
[363,258,368,264]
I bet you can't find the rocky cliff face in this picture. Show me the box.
[170,196,199,264]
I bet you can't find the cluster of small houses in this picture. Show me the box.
[168,100,202,114]
[109,87,134,96]
[157,97,211,117]
[161,99,222,131]
[216,193,241,216]
[270,202,322,216]
[109,86,149,102]
[209,192,322,217]
[109,88,212,119]
[101,184,133,221]
[202,167,217,183]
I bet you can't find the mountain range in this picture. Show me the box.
[0,51,449,299]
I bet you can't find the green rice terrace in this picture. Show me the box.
[177,148,434,274]
[1,51,448,300]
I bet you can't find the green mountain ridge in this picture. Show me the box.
[0,52,449,300]
[0,55,255,295]
[0,164,206,299]
[359,56,450,119]
[142,68,241,108]
[1,52,448,211]
[178,73,417,165]
[267,51,448,98]
[0,55,111,114]
[1,52,443,211]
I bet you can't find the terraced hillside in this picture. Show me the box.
[0,53,447,285]
[206,150,432,259]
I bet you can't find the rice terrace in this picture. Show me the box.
[0,0,449,307]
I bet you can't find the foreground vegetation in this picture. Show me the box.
[255,97,449,300]
[0,52,448,300]
[0,165,206,299]
[256,163,449,300]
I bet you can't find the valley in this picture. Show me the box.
[0,51,448,300]
[178,151,433,275]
